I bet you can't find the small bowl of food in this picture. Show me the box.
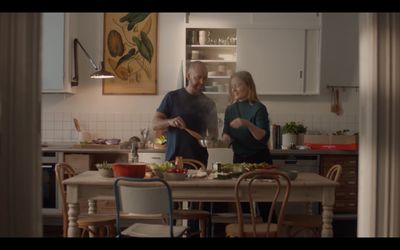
[96,162,114,178]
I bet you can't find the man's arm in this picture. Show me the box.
[153,111,186,130]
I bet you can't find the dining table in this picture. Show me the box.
[63,171,339,237]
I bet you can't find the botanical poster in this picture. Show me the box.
[103,13,157,95]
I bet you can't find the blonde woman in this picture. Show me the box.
[222,70,272,164]
[219,71,274,224]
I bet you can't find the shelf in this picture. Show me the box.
[187,45,237,48]
[188,59,236,63]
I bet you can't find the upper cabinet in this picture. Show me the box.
[41,13,77,94]
[186,13,321,95]
[320,13,359,86]
[237,29,305,94]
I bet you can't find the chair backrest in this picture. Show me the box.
[113,177,175,237]
[234,170,291,237]
[326,164,342,182]
[169,157,206,170]
[182,158,206,170]
[55,162,76,237]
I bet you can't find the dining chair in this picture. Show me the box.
[55,163,116,237]
[283,164,343,237]
[113,176,189,237]
[225,170,292,237]
[169,157,210,237]
[210,165,277,237]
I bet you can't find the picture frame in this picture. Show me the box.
[103,13,157,95]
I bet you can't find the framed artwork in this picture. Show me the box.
[103,13,157,95]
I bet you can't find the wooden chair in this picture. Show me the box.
[225,170,292,237]
[55,163,116,237]
[113,177,189,237]
[283,164,343,237]
[210,165,277,237]
[169,158,210,237]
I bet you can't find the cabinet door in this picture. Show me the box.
[236,28,305,95]
[320,13,359,85]
[41,13,75,94]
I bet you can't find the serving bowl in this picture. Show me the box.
[112,163,146,178]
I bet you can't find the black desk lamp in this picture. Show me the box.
[71,38,114,86]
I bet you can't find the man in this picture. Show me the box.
[153,61,218,166]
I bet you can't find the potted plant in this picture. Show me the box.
[96,161,113,178]
[296,123,307,145]
[281,122,307,149]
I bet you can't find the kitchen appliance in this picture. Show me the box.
[41,151,60,214]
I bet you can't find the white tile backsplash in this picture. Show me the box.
[42,111,359,143]
[42,112,156,143]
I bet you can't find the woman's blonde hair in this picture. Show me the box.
[229,71,259,103]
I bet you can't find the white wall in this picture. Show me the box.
[43,13,185,113]
[42,13,359,143]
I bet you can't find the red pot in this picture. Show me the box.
[112,163,146,178]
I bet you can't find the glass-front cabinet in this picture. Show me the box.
[185,28,237,94]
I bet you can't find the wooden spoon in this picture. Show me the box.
[183,128,203,140]
[73,118,81,132]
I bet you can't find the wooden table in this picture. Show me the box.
[64,171,338,237]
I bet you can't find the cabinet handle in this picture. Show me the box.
[151,157,162,160]
[347,181,356,185]
[299,70,303,79]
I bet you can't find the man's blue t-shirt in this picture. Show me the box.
[157,88,217,166]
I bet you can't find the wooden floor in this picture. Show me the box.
[43,225,63,237]
[43,217,357,238]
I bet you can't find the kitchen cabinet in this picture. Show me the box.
[185,13,321,95]
[41,13,77,94]
[236,28,320,95]
[320,154,358,214]
[320,13,359,86]
[185,28,237,94]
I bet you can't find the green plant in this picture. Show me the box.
[296,124,307,134]
[282,122,307,135]
[96,161,112,170]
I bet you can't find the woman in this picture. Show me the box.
[222,70,272,164]
[221,71,273,223]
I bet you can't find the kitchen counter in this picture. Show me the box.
[42,144,357,155]
[41,144,165,154]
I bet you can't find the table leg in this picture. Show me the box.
[88,199,97,237]
[321,204,334,237]
[67,202,80,237]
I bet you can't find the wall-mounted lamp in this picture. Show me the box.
[71,38,114,87]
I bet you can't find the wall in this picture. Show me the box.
[42,13,359,144]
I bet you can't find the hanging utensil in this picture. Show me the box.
[330,88,335,113]
[73,118,81,132]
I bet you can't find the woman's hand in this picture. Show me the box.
[222,133,232,144]
[229,118,249,128]
[168,116,186,129]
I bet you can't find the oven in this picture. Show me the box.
[41,151,60,214]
